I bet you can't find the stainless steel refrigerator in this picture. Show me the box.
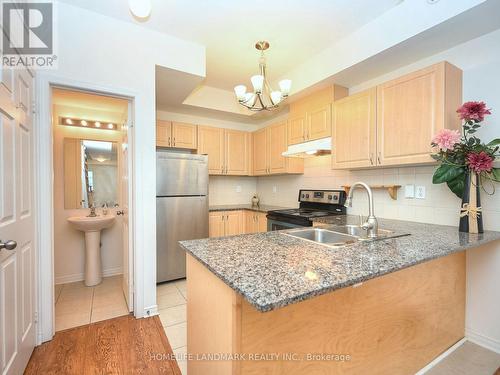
[156,152,209,283]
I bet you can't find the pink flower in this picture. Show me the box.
[457,101,491,122]
[467,151,494,173]
[432,129,461,151]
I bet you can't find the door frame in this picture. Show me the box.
[34,74,138,344]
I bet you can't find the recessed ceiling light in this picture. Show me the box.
[65,118,72,125]
[95,122,101,128]
[107,123,114,129]
[129,0,151,18]
[81,120,87,126]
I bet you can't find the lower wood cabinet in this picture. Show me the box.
[209,210,268,237]
[209,210,243,237]
[244,211,268,233]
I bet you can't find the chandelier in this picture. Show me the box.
[234,41,292,111]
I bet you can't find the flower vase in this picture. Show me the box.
[459,172,483,233]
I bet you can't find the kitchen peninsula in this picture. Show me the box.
[180,216,500,375]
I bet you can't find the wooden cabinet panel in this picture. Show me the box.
[287,115,305,145]
[225,130,249,175]
[156,120,172,148]
[209,211,225,238]
[224,211,243,236]
[268,121,287,174]
[256,212,268,232]
[198,126,224,175]
[171,122,197,149]
[377,62,462,166]
[308,104,331,140]
[332,88,377,169]
[252,128,268,176]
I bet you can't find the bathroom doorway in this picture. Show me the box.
[50,87,134,331]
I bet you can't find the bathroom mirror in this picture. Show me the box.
[64,138,119,209]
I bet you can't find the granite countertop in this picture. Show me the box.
[179,215,500,312]
[209,204,291,213]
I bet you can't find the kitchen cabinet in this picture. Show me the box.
[253,121,303,176]
[198,126,250,175]
[156,120,197,149]
[377,62,462,166]
[288,85,348,145]
[209,211,243,237]
[244,211,268,233]
[331,62,462,169]
[332,88,377,169]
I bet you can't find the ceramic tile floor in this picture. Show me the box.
[55,275,129,332]
[157,278,187,375]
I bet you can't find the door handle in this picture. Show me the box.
[173,138,176,146]
[369,155,374,165]
[0,240,17,251]
[168,137,171,147]
[116,210,125,216]
[377,152,381,165]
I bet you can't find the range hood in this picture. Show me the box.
[282,137,331,158]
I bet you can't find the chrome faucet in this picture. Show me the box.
[344,182,378,238]
[88,203,97,217]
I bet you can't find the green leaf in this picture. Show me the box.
[433,164,465,184]
[490,168,500,182]
[487,138,500,147]
[446,174,466,199]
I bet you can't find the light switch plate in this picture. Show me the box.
[273,186,277,193]
[404,185,415,199]
[415,186,426,199]
[235,185,242,193]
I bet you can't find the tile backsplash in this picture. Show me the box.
[256,155,500,231]
[209,176,257,206]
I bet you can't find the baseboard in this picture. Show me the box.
[466,328,500,354]
[55,266,123,285]
[414,338,466,374]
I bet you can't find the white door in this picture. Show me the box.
[121,103,133,311]
[0,66,36,374]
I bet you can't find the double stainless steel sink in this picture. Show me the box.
[283,225,409,248]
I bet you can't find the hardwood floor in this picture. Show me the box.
[25,314,182,375]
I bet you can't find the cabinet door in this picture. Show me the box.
[171,122,197,149]
[156,120,172,147]
[244,211,257,234]
[209,211,225,238]
[287,115,306,145]
[252,128,268,175]
[225,129,248,175]
[377,63,445,166]
[224,211,243,236]
[0,64,16,119]
[198,126,224,175]
[256,212,268,232]
[332,88,377,169]
[268,121,287,174]
[308,104,331,140]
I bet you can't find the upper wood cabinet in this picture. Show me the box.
[156,120,197,149]
[198,126,250,175]
[332,88,377,169]
[376,62,462,166]
[253,121,303,176]
[331,62,462,169]
[288,85,348,145]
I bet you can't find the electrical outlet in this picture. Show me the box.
[415,186,426,199]
[404,185,415,199]
[273,186,277,193]
[235,185,242,193]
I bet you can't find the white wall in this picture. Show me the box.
[41,1,205,317]
[257,29,500,352]
[156,110,258,132]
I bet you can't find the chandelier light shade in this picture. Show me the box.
[234,41,292,111]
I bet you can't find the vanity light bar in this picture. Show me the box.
[60,117,117,130]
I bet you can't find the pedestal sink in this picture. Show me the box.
[67,215,116,286]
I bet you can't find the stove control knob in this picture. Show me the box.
[328,195,333,200]
[333,195,338,200]
[306,194,310,198]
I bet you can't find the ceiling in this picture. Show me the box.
[58,0,402,90]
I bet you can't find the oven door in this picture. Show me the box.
[267,218,309,231]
